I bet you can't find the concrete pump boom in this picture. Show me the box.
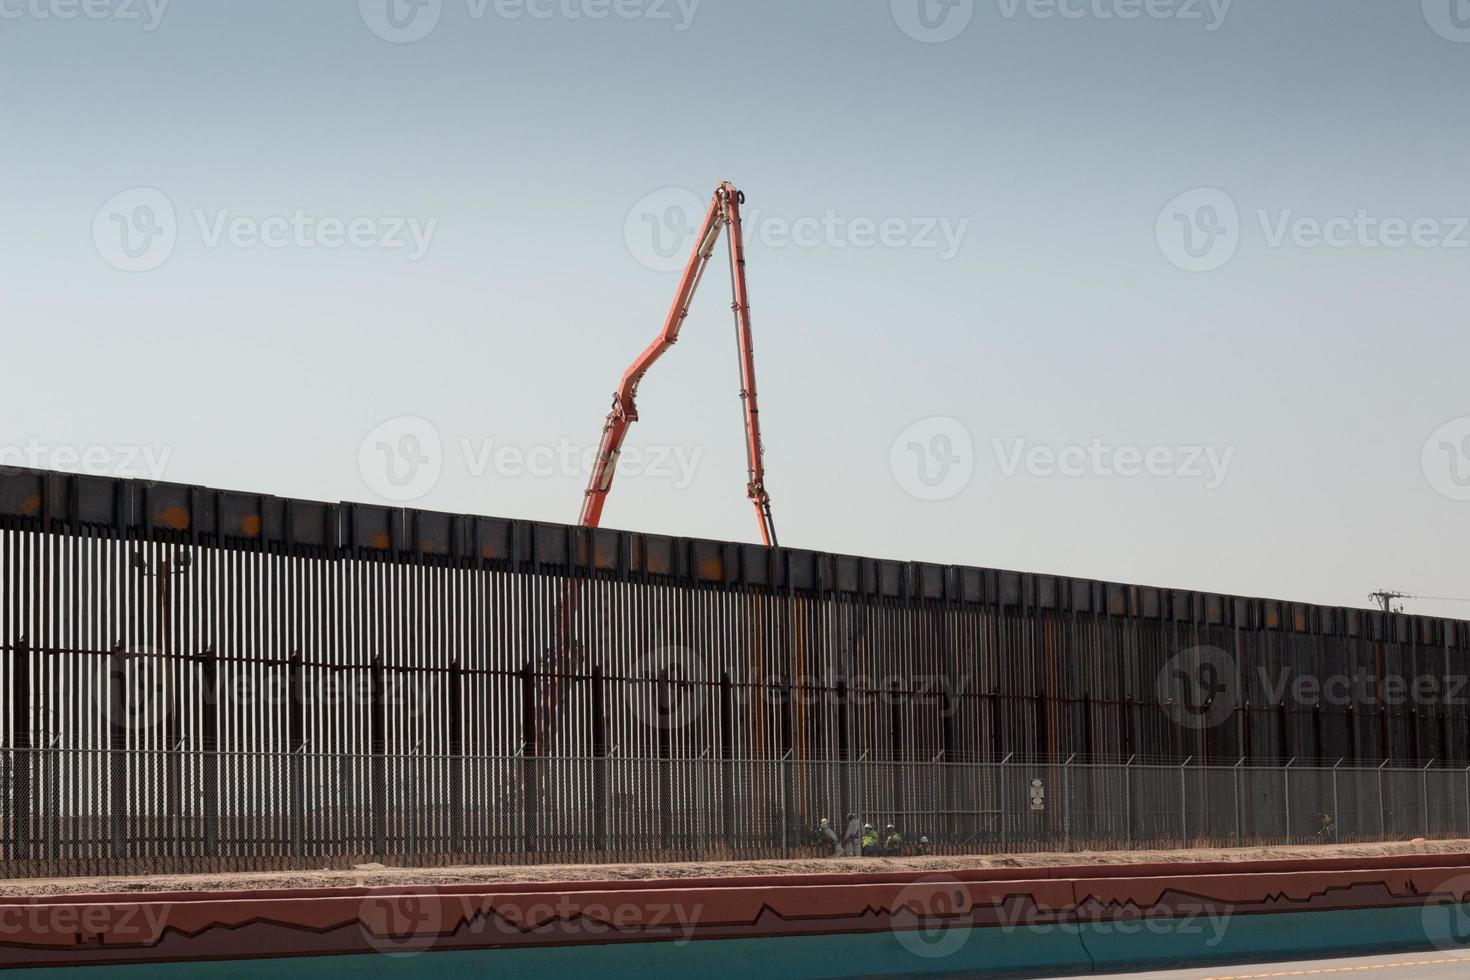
[579,181,778,546]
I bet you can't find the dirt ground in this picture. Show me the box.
[5,839,1470,897]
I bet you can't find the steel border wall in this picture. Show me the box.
[1,465,1468,877]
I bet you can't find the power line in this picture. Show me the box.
[1369,590,1470,613]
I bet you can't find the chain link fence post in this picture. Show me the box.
[1063,755,1072,851]
[1179,756,1191,845]
[1284,757,1294,845]
[172,742,184,875]
[781,750,791,860]
[1423,761,1433,839]
[47,742,60,877]
[1234,758,1244,846]
[1125,756,1133,847]
[999,753,1010,852]
[1378,759,1387,839]
[1331,759,1341,844]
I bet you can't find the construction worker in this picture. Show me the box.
[917,835,931,856]
[884,823,903,855]
[843,813,862,857]
[816,817,841,857]
[1316,811,1336,841]
[861,823,880,856]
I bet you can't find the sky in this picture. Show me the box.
[1,0,1467,620]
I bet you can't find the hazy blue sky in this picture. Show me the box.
[2,0,1467,619]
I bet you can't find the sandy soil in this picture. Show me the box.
[4,839,1469,897]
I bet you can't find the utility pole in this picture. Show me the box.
[1370,591,1410,614]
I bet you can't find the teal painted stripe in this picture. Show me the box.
[10,904,1470,979]
[1080,902,1466,971]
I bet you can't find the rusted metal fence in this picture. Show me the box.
[1,466,1469,878]
[3,749,1468,878]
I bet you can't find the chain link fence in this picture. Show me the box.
[2,749,1467,879]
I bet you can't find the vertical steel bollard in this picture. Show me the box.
[288,652,305,860]
[10,638,30,864]
[370,655,387,858]
[836,678,850,839]
[656,668,672,853]
[719,670,734,849]
[519,660,536,860]
[200,646,219,858]
[109,644,128,862]
[939,689,954,842]
[780,679,794,856]
[889,680,903,826]
[592,664,607,861]
[448,658,464,856]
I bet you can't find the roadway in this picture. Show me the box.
[1083,950,1470,979]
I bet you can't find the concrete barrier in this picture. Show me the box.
[5,852,1470,976]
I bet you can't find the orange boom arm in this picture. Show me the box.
[579,181,778,546]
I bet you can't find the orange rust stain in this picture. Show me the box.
[647,551,669,575]
[594,546,616,570]
[370,532,391,550]
[240,514,262,538]
[697,556,723,581]
[19,495,41,516]
[1111,595,1126,616]
[155,506,190,531]
[1294,610,1308,632]
[1265,609,1281,628]
[481,544,498,560]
